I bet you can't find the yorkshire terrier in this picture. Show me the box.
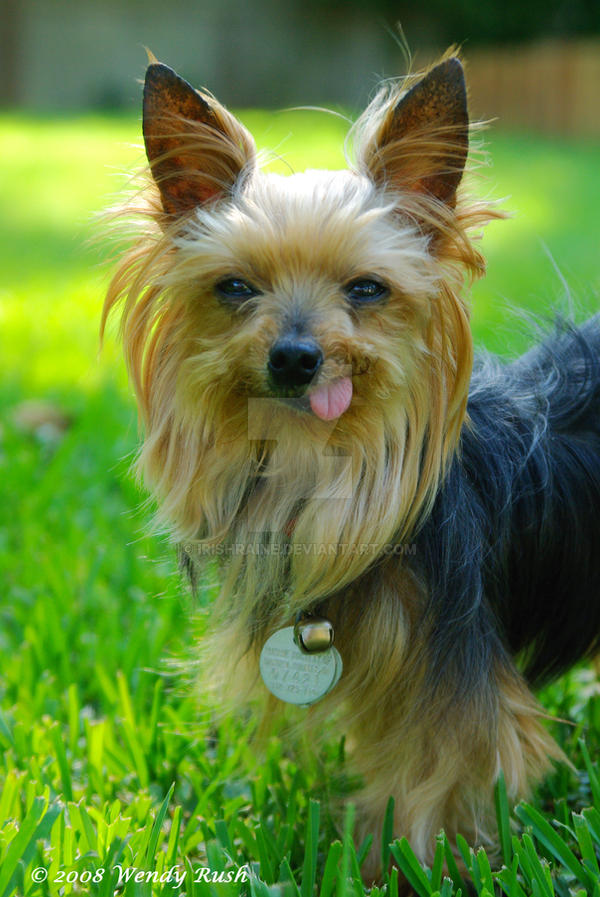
[103,53,600,878]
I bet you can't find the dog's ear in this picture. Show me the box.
[143,63,256,217]
[359,57,468,207]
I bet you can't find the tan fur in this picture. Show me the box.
[103,55,559,880]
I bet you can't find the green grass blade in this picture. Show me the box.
[301,799,320,897]
[0,710,14,748]
[146,783,174,864]
[68,800,97,854]
[255,824,274,884]
[439,878,454,897]
[476,847,495,895]
[166,805,182,867]
[515,802,596,891]
[455,835,473,879]
[121,718,150,789]
[215,819,235,861]
[148,678,164,755]
[338,803,355,895]
[441,833,467,894]
[356,834,373,870]
[185,859,197,897]
[50,722,73,803]
[67,682,80,756]
[521,834,554,897]
[279,857,302,897]
[320,841,343,897]
[389,838,432,897]
[581,808,600,848]
[348,835,364,886]
[430,834,445,891]
[512,836,533,888]
[495,771,512,866]
[580,739,600,808]
[0,770,19,823]
[98,839,128,897]
[573,811,600,878]
[381,796,395,878]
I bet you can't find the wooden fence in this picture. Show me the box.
[464,40,600,137]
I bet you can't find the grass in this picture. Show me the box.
[0,110,599,896]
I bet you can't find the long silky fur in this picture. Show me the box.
[102,55,600,878]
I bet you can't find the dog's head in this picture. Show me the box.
[104,56,496,611]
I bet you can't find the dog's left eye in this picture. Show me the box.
[344,278,389,304]
[215,278,260,301]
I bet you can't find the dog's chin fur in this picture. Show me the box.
[103,54,600,882]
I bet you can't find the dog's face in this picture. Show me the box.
[104,57,494,609]
[139,61,471,434]
[159,165,441,434]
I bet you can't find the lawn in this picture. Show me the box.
[0,111,599,896]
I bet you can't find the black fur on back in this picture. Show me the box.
[412,317,600,692]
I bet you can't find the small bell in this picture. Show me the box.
[294,616,334,654]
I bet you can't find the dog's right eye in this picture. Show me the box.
[344,278,389,305]
[215,278,260,302]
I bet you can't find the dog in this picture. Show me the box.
[103,52,600,879]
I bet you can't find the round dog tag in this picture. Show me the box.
[259,627,342,706]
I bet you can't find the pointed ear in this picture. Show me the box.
[143,63,256,217]
[359,58,469,207]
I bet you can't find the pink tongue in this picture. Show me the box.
[309,377,353,421]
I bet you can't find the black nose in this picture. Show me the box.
[268,337,323,389]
